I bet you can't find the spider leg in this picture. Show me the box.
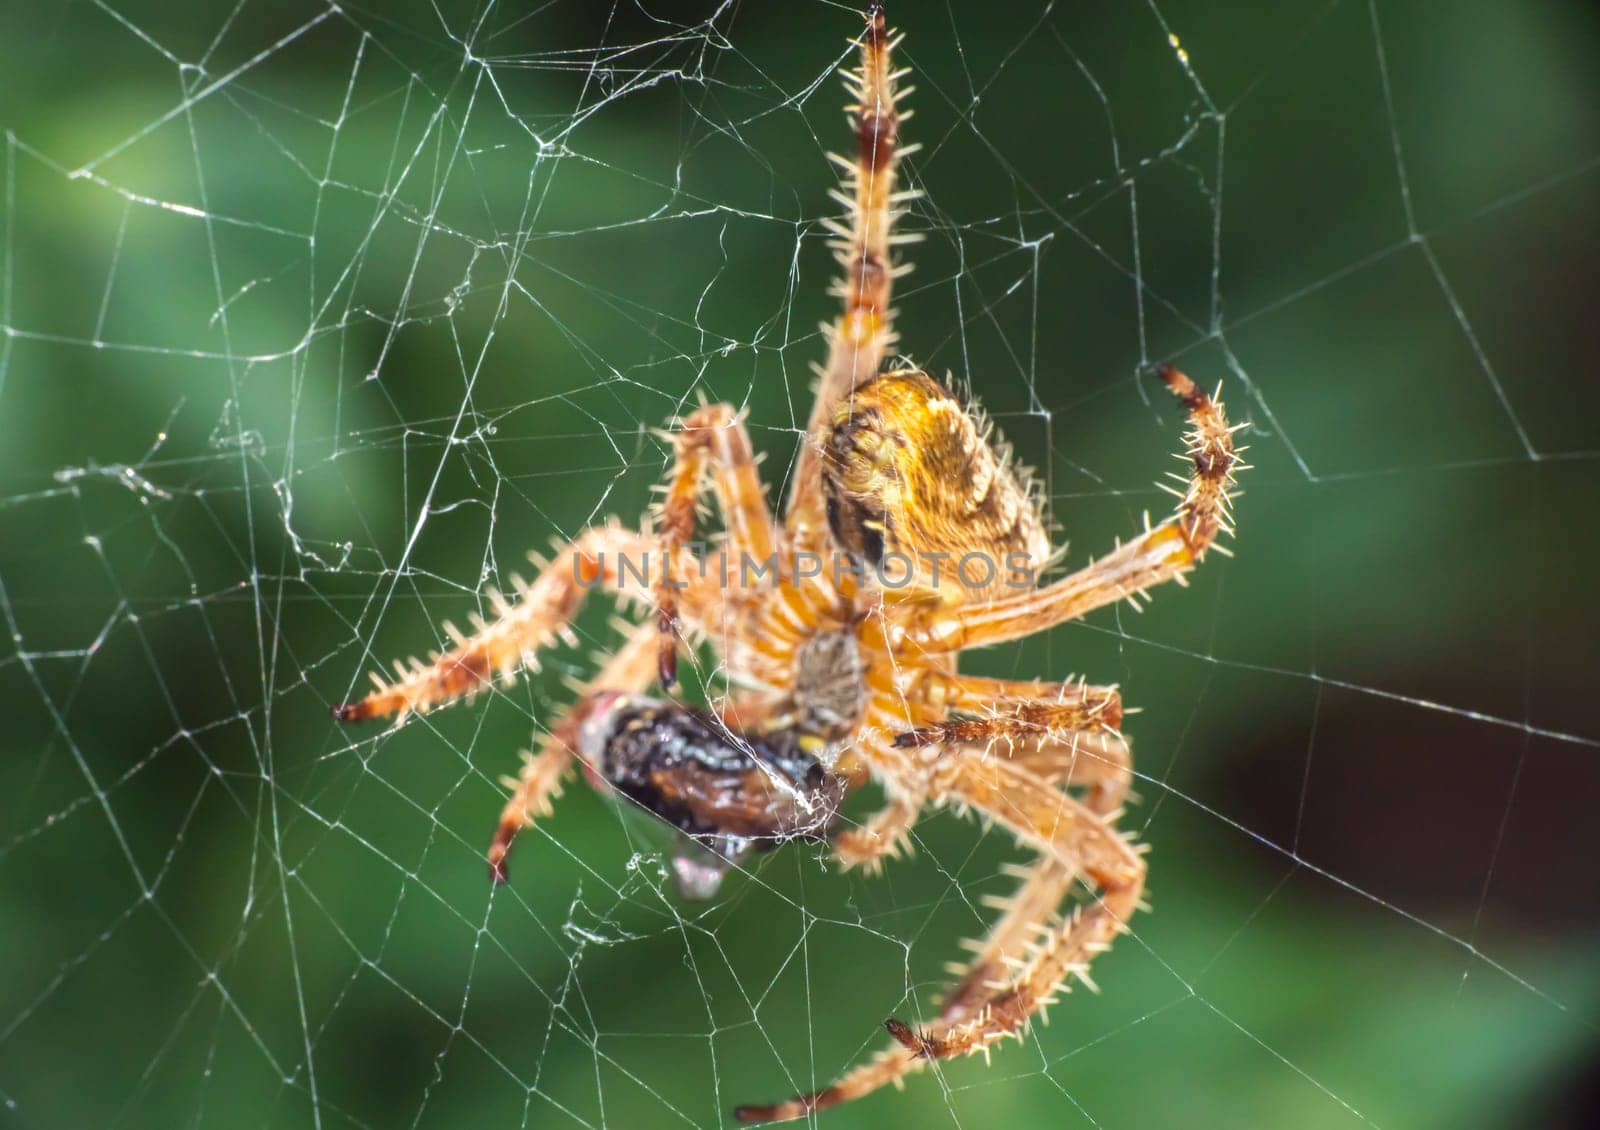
[835,728,1121,884]
[656,403,778,688]
[913,367,1243,654]
[832,674,1120,876]
[883,681,1132,1017]
[736,758,1144,1123]
[899,675,1129,814]
[888,757,1145,1054]
[833,711,936,873]
[934,674,1123,730]
[787,3,914,539]
[1004,728,1132,817]
[733,859,1077,1123]
[333,525,661,723]
[832,776,927,873]
[487,621,660,882]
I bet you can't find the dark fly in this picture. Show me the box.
[574,693,845,899]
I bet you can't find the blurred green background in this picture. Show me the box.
[2,0,1597,1127]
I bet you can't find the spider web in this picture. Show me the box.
[2,0,1598,1126]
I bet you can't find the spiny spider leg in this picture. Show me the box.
[833,717,937,874]
[788,2,915,538]
[899,674,1130,813]
[339,400,776,720]
[656,403,777,687]
[934,674,1124,732]
[888,756,1145,1055]
[913,366,1243,654]
[736,757,1144,1122]
[333,524,657,723]
[1003,728,1133,817]
[831,773,927,873]
[731,858,1065,1127]
[487,621,660,882]
[935,859,1077,1022]
[900,720,1132,818]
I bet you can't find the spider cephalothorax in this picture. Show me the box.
[788,627,869,745]
[335,4,1242,1121]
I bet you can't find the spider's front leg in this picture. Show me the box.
[655,403,777,688]
[913,367,1244,655]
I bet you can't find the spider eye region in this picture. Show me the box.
[822,370,1050,600]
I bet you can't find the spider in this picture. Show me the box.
[335,3,1241,1120]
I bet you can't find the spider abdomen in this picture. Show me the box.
[823,370,1050,601]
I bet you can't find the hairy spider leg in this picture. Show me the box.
[333,525,658,723]
[736,758,1144,1122]
[339,399,783,720]
[830,733,930,873]
[896,757,1146,1052]
[901,674,1130,814]
[655,403,778,687]
[914,367,1243,655]
[487,621,660,882]
[788,3,917,542]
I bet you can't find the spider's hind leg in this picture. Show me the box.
[487,621,661,882]
[735,757,1145,1123]
[889,756,1146,1058]
[832,775,927,874]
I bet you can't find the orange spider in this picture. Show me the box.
[335,3,1242,1120]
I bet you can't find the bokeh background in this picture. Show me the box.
[2,1,1597,1127]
